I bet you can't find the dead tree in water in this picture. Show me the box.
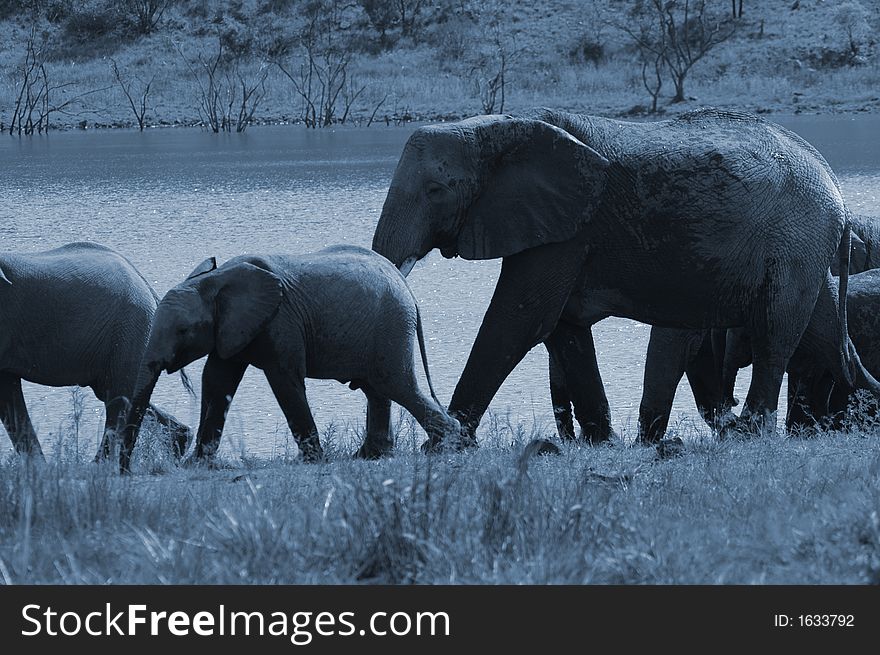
[9,25,107,135]
[175,38,269,133]
[111,59,154,131]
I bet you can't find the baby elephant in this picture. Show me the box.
[119,245,461,472]
[0,242,190,459]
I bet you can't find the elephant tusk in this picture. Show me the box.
[399,256,418,277]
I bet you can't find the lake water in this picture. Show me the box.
[2,114,879,458]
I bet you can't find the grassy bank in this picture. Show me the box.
[2,418,879,584]
[2,1,880,131]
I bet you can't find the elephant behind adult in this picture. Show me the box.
[0,242,190,458]
[372,107,877,450]
[800,268,880,426]
[624,212,880,443]
[721,214,880,431]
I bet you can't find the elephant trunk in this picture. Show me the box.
[119,361,161,473]
[847,339,880,398]
[373,179,434,275]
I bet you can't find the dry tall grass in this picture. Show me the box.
[2,408,879,585]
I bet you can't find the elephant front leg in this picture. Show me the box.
[355,389,393,460]
[192,354,247,461]
[264,369,323,462]
[545,321,613,443]
[448,241,588,442]
[0,374,43,458]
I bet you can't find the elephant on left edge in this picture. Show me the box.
[0,242,191,459]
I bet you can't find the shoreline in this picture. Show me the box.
[11,94,880,134]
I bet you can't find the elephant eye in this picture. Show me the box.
[425,181,450,202]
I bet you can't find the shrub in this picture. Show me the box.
[569,37,606,66]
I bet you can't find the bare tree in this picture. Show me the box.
[641,48,664,113]
[469,2,521,114]
[396,0,426,38]
[121,0,171,36]
[274,1,362,128]
[175,38,268,133]
[619,0,735,103]
[8,25,108,135]
[230,61,269,132]
[110,59,154,131]
[834,1,870,65]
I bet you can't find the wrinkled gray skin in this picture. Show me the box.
[723,214,880,431]
[630,213,880,443]
[372,107,879,450]
[793,269,880,427]
[118,245,460,472]
[0,242,191,459]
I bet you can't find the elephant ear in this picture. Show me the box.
[457,118,610,260]
[186,257,218,280]
[212,263,284,359]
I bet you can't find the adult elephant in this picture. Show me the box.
[0,242,191,459]
[372,107,877,451]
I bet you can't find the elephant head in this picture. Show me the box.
[119,257,283,472]
[372,114,611,273]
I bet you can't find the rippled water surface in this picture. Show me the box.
[2,115,879,457]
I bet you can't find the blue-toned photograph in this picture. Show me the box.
[1,0,879,592]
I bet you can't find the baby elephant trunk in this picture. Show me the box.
[118,364,161,474]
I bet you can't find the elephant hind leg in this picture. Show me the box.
[354,388,393,459]
[370,368,462,453]
[95,395,128,462]
[0,374,44,458]
[740,278,815,433]
[637,328,696,444]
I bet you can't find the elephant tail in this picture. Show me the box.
[837,218,856,387]
[415,304,441,407]
[179,367,195,398]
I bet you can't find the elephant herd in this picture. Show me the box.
[4,107,880,472]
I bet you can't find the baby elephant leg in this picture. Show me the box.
[354,388,393,460]
[192,354,248,461]
[0,374,43,458]
[373,370,461,453]
[264,369,324,462]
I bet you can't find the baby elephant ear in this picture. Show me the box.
[214,263,284,359]
[186,257,218,280]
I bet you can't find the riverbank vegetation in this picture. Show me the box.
[1,410,879,584]
[1,0,880,132]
